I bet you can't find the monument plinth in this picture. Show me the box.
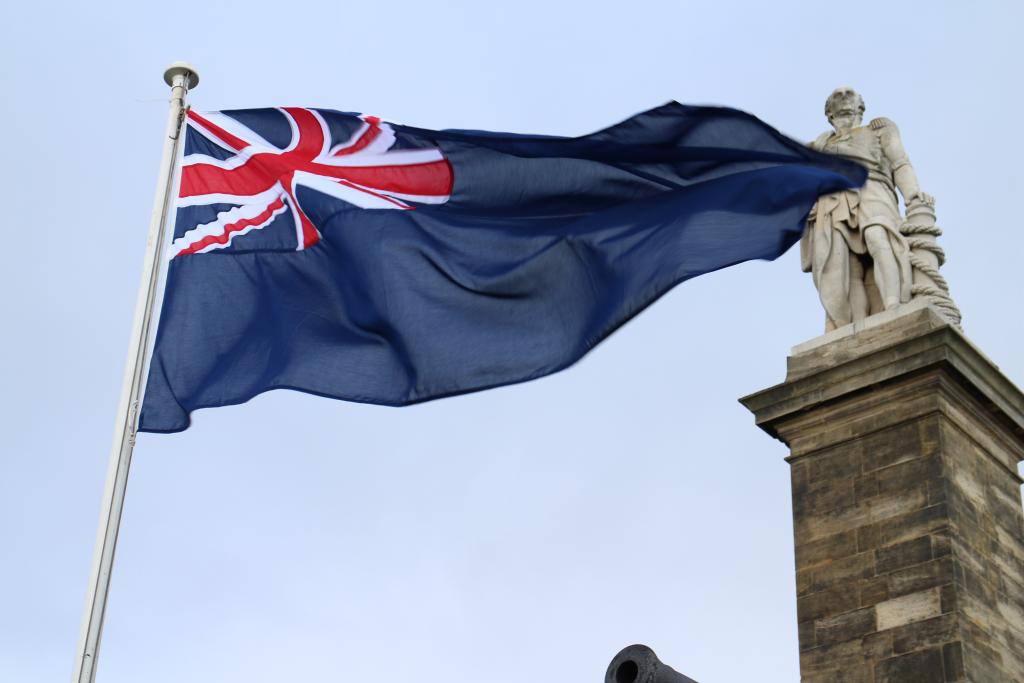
[741,303,1024,682]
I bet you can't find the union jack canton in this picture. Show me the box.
[171,108,453,258]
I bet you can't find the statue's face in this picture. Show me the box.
[825,87,864,130]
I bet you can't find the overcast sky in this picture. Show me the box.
[2,1,1022,682]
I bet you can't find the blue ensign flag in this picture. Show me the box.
[139,102,864,433]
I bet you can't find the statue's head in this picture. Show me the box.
[825,86,865,131]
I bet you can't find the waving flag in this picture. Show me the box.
[139,102,864,433]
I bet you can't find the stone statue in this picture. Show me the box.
[801,87,960,330]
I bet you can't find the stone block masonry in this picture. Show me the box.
[741,303,1024,682]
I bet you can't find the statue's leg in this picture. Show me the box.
[862,263,884,316]
[849,255,870,322]
[818,232,852,328]
[864,224,901,309]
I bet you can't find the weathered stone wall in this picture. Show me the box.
[741,305,1024,682]
[792,411,954,681]
[941,408,1024,680]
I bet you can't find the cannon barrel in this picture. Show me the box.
[605,644,699,683]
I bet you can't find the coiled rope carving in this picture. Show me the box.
[900,202,962,326]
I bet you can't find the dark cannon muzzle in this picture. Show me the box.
[605,644,699,683]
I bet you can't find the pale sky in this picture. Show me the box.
[2,1,1022,682]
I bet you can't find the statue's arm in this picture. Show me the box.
[871,117,925,203]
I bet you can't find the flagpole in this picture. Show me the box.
[71,62,198,683]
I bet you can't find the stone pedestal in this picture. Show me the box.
[740,302,1024,682]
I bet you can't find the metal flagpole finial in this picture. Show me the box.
[163,61,199,89]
